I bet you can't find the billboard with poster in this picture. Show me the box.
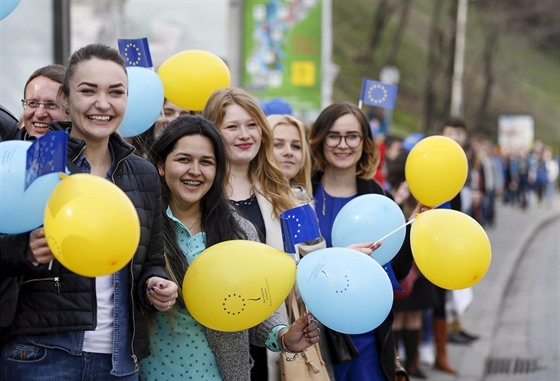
[242,0,323,118]
[498,114,534,151]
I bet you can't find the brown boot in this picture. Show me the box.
[433,318,457,374]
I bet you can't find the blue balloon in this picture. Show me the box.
[0,0,20,21]
[0,141,62,233]
[296,247,393,334]
[403,132,424,151]
[332,194,406,266]
[118,67,164,138]
[263,98,292,116]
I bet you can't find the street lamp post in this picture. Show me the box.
[380,65,400,134]
[53,0,71,65]
[450,0,468,118]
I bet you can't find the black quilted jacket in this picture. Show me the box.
[4,122,167,361]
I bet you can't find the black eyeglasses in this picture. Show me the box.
[325,132,363,148]
[21,99,61,111]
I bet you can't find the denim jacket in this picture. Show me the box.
[25,267,137,375]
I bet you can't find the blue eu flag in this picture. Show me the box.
[280,204,322,255]
[360,78,398,109]
[25,131,68,190]
[118,38,153,68]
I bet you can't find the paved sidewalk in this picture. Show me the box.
[416,195,560,381]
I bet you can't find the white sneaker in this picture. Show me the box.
[419,341,435,366]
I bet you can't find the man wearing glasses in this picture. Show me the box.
[19,64,69,139]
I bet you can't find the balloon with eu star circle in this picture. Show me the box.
[411,208,492,290]
[0,140,62,234]
[296,247,394,334]
[0,0,20,21]
[405,135,468,207]
[183,240,296,332]
[44,174,140,277]
[331,194,406,266]
[118,66,164,138]
[157,50,231,111]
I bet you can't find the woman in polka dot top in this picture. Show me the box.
[139,115,320,381]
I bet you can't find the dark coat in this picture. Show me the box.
[2,122,167,361]
[0,104,19,142]
[312,172,413,381]
[0,105,23,343]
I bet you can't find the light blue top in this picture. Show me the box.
[139,207,222,381]
[139,207,286,381]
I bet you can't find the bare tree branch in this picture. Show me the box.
[385,0,412,65]
[359,0,395,62]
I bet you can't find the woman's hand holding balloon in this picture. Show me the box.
[27,227,54,264]
[146,277,179,311]
[331,194,406,265]
[347,241,382,255]
[281,311,320,353]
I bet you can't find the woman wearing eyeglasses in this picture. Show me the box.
[308,101,414,381]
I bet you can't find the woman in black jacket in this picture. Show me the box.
[309,102,413,381]
[0,44,178,381]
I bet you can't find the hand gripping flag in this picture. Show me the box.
[280,204,322,256]
[118,38,153,68]
[360,78,398,109]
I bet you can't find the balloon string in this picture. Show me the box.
[292,252,312,322]
[372,218,415,247]
[371,200,448,248]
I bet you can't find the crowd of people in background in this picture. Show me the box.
[372,116,559,378]
[1,41,558,381]
[378,131,559,228]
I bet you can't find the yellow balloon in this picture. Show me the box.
[157,50,231,111]
[183,240,296,332]
[405,136,468,207]
[44,174,140,277]
[411,209,491,290]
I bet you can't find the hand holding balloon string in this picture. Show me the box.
[146,277,179,311]
[27,227,55,269]
[280,311,320,353]
[365,201,439,251]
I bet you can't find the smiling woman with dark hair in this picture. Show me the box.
[139,114,321,381]
[0,43,177,381]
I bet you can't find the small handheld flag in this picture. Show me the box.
[280,204,322,256]
[25,131,68,190]
[118,38,153,68]
[359,78,398,110]
[383,263,403,291]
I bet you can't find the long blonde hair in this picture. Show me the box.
[267,114,313,198]
[203,88,296,216]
